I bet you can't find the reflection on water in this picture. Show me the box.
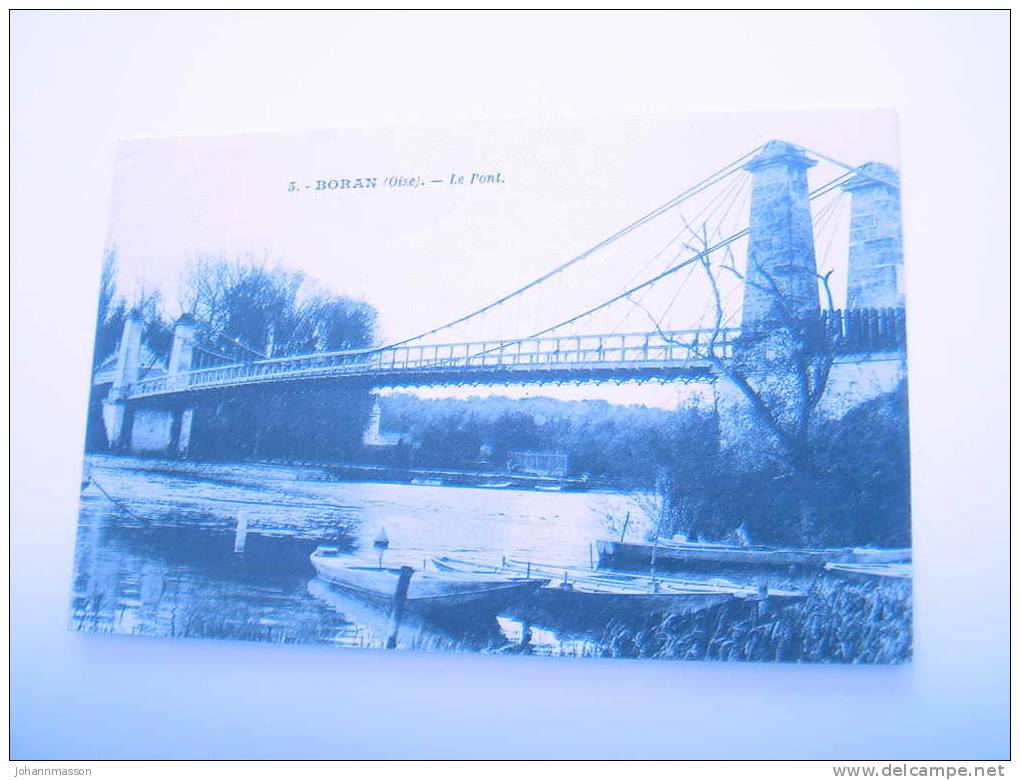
[71,455,640,652]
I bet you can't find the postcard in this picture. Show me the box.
[72,110,912,663]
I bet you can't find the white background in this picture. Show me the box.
[9,11,1010,759]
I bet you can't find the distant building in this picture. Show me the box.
[362,400,413,448]
[506,450,568,477]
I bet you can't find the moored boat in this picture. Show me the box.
[310,546,547,623]
[824,562,912,580]
[438,556,801,600]
[431,556,790,632]
[847,548,914,565]
[596,539,912,573]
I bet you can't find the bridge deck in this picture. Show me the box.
[125,329,733,398]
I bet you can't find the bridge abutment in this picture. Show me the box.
[125,405,195,455]
[362,397,385,447]
[104,312,199,456]
[817,352,906,419]
[178,407,195,454]
[129,408,176,453]
[101,402,131,451]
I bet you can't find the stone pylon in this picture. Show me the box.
[102,309,144,449]
[111,309,144,394]
[842,162,904,310]
[167,314,198,455]
[740,140,821,331]
[718,141,823,462]
[168,314,197,379]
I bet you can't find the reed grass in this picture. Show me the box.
[596,577,912,664]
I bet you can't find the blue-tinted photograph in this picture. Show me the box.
[72,111,912,663]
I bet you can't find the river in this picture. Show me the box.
[71,455,646,654]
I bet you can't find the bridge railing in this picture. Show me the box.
[123,311,907,400]
[372,329,736,371]
[125,327,737,398]
[822,307,907,354]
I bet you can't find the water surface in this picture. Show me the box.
[72,455,641,653]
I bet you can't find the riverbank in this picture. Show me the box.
[84,452,608,493]
[595,576,912,663]
[74,455,912,662]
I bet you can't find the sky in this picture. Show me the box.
[103,108,899,408]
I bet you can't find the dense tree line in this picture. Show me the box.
[378,394,683,487]
[379,383,911,549]
[92,251,175,370]
[179,256,376,358]
[87,253,378,460]
[658,382,911,549]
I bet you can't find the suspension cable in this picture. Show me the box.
[380,144,766,349]
[793,146,899,189]
[602,173,749,336]
[497,171,854,348]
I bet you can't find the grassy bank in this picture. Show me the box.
[596,576,912,664]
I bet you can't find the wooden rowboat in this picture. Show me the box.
[310,546,547,623]
[596,539,912,573]
[824,562,912,580]
[431,556,757,631]
[446,556,801,600]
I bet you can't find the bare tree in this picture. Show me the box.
[178,254,378,360]
[632,484,671,588]
[636,219,839,545]
[92,249,128,367]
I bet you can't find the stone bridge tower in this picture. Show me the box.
[843,162,904,310]
[101,309,144,450]
[101,313,198,455]
[716,141,824,462]
[718,143,907,458]
[739,140,820,330]
[705,142,908,546]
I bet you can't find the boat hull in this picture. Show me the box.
[824,562,912,580]
[311,553,546,623]
[596,540,912,573]
[519,586,733,632]
[432,556,746,633]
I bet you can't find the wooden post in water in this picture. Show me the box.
[386,566,415,650]
[234,511,249,554]
[756,584,769,613]
[519,620,532,648]
[373,527,390,569]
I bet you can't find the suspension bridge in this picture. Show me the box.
[95,140,906,454]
